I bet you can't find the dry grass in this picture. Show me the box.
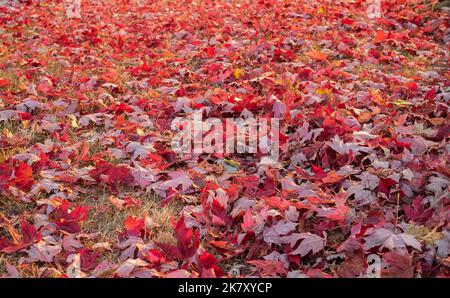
[0,197,37,277]
[0,188,181,277]
[0,197,35,222]
[0,71,24,94]
[0,146,26,164]
[81,188,180,245]
[0,255,7,276]
[0,120,50,163]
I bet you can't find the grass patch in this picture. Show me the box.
[81,189,180,245]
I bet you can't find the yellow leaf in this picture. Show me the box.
[423,227,443,245]
[370,89,386,106]
[404,224,429,238]
[136,128,146,136]
[68,114,79,128]
[404,224,443,245]
[148,88,159,98]
[393,99,412,107]
[316,88,331,95]
[5,128,12,138]
[234,68,243,80]
[224,159,240,168]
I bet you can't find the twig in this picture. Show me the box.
[395,192,400,233]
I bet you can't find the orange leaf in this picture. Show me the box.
[306,50,328,61]
[322,171,341,184]
[375,31,388,43]
[0,77,10,88]
[358,111,373,123]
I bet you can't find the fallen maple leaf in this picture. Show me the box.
[263,220,297,245]
[0,77,10,88]
[381,251,415,278]
[247,259,287,276]
[241,208,255,233]
[284,233,326,256]
[1,220,41,254]
[124,216,146,237]
[363,228,422,251]
[378,178,398,197]
[115,258,149,277]
[157,216,199,260]
[306,50,328,61]
[12,163,34,191]
[403,197,433,223]
[375,30,388,42]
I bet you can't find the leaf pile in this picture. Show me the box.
[0,0,449,278]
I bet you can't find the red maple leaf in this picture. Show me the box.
[79,248,100,271]
[378,178,397,197]
[264,196,291,211]
[382,252,414,278]
[12,163,34,191]
[241,208,255,233]
[0,77,10,88]
[247,259,287,276]
[403,197,433,223]
[157,216,199,261]
[89,162,134,186]
[124,216,146,237]
[1,220,41,254]
[51,201,90,233]
[173,216,199,260]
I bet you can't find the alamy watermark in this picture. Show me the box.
[64,0,81,19]
[171,111,280,165]
[366,254,381,278]
[61,0,149,19]
[58,0,383,20]
[366,0,383,19]
[319,0,382,19]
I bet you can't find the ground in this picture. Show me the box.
[0,0,449,278]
